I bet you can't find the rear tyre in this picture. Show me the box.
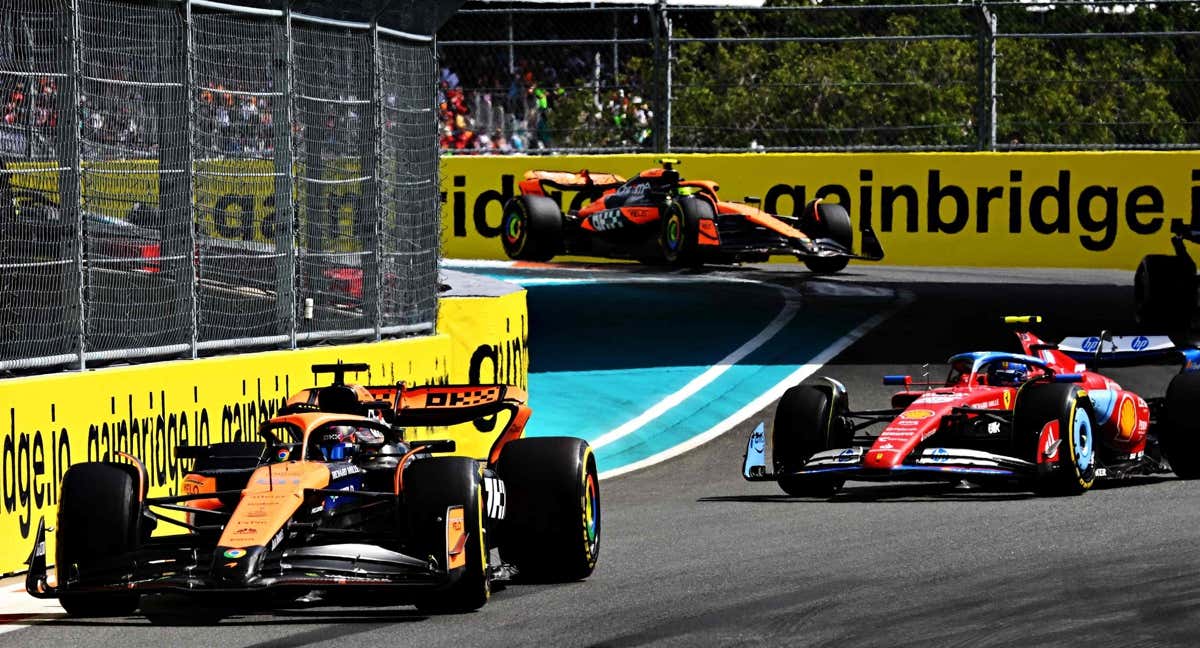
[1134,254,1196,333]
[56,462,143,617]
[1014,383,1096,496]
[660,197,712,267]
[404,457,489,614]
[772,384,849,497]
[501,195,563,262]
[497,437,599,582]
[801,200,852,274]
[1162,372,1200,479]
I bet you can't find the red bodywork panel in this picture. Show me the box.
[870,385,1019,469]
[872,330,1152,470]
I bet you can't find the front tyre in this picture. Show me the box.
[1014,383,1097,496]
[57,462,144,617]
[1134,254,1196,333]
[501,194,563,262]
[772,384,848,497]
[497,437,600,582]
[404,457,489,614]
[801,200,852,274]
[660,197,712,267]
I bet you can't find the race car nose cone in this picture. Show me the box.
[213,545,266,585]
[863,449,902,470]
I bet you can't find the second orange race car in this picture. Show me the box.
[500,158,884,273]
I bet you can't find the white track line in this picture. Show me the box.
[591,283,803,451]
[598,292,914,480]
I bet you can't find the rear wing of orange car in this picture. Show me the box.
[520,169,626,196]
[368,383,531,464]
[365,383,528,427]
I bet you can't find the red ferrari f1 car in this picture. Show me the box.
[743,317,1200,496]
[27,363,600,616]
[500,158,884,272]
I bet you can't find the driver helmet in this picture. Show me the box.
[987,361,1028,387]
[314,425,357,461]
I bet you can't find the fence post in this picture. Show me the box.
[976,0,998,151]
[171,1,197,358]
[368,23,383,341]
[651,0,671,152]
[274,7,297,349]
[66,0,85,370]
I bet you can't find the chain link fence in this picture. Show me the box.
[436,0,1200,153]
[0,0,441,373]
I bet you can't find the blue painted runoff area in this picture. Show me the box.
[475,270,883,474]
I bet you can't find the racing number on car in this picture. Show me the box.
[483,477,506,520]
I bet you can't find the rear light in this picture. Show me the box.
[139,243,161,273]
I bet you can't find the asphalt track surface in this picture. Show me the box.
[5,264,1200,647]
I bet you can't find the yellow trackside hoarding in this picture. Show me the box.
[0,289,527,575]
[440,152,1200,269]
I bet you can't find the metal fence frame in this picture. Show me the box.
[0,0,445,373]
[437,0,1200,153]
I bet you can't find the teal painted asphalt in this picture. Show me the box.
[479,270,885,475]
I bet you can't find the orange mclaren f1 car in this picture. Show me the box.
[26,363,599,616]
[500,158,884,272]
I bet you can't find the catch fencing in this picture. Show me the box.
[437,0,1200,153]
[0,0,441,373]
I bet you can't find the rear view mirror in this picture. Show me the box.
[882,375,912,387]
[1052,373,1083,383]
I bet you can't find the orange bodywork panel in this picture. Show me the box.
[622,207,659,225]
[182,473,222,515]
[445,505,467,570]
[218,461,330,549]
[698,219,720,246]
[488,404,532,465]
[716,201,809,242]
[521,169,626,196]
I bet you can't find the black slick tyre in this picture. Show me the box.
[501,194,563,262]
[660,197,712,267]
[56,462,144,617]
[404,457,489,614]
[801,200,852,274]
[1014,383,1097,496]
[1161,372,1200,479]
[496,437,599,582]
[1134,254,1196,333]
[772,384,848,497]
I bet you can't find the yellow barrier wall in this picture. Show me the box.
[0,289,527,575]
[440,152,1200,269]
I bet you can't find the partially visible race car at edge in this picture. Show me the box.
[1133,225,1200,332]
[26,363,600,617]
[743,316,1200,497]
[500,158,884,273]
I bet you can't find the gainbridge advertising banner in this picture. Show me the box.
[0,289,527,575]
[440,152,1200,269]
